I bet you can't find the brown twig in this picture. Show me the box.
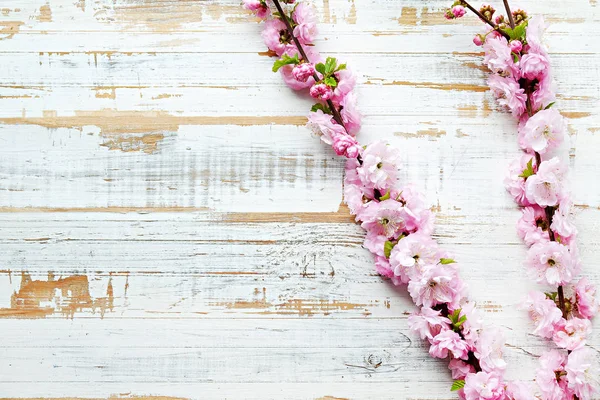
[271,0,346,129]
[460,0,510,40]
[502,0,516,29]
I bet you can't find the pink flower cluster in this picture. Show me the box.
[250,0,361,158]
[464,6,599,400]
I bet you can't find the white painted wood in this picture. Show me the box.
[0,0,599,399]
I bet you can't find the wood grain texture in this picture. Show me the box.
[0,0,599,399]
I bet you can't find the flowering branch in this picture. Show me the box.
[243,0,521,395]
[447,1,599,398]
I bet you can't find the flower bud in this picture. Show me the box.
[310,83,333,101]
[509,40,523,53]
[479,4,495,21]
[292,63,315,82]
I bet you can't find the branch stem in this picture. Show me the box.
[503,0,516,29]
[271,0,346,129]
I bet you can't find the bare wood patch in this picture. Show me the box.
[0,272,113,319]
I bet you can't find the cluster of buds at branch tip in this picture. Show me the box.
[512,9,528,25]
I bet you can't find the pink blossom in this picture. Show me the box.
[537,350,570,400]
[509,40,523,54]
[565,347,599,400]
[526,16,548,55]
[449,359,475,380]
[360,199,407,253]
[458,302,484,346]
[291,63,315,82]
[242,0,269,19]
[516,206,550,246]
[474,327,507,374]
[505,381,536,400]
[525,157,567,207]
[363,231,388,258]
[550,199,578,244]
[521,291,563,339]
[261,19,294,56]
[306,109,345,145]
[374,255,393,278]
[343,181,366,218]
[357,141,401,190]
[310,82,333,100]
[407,307,451,340]
[464,372,505,400]
[339,92,361,135]
[553,317,592,351]
[488,75,527,118]
[429,329,469,360]
[575,278,599,320]
[330,68,356,104]
[519,108,565,154]
[343,159,374,216]
[530,72,557,111]
[393,186,434,235]
[407,264,466,309]
[504,154,536,206]
[526,241,578,286]
[389,233,439,284]
[483,36,514,76]
[519,51,550,81]
[331,131,360,158]
[292,3,318,44]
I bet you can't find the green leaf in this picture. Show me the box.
[544,102,556,110]
[454,315,467,329]
[324,57,337,75]
[272,54,300,73]
[519,158,535,179]
[384,241,396,259]
[315,62,326,75]
[506,23,527,41]
[336,63,347,72]
[324,76,338,88]
[451,380,465,392]
[440,258,456,265]
[545,292,558,301]
[512,23,527,40]
[379,191,390,201]
[310,103,332,114]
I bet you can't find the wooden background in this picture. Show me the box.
[0,0,599,399]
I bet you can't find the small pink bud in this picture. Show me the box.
[451,5,466,18]
[310,83,333,101]
[473,34,484,46]
[510,40,523,53]
[292,63,314,83]
[494,15,505,25]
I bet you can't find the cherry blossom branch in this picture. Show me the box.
[447,1,599,398]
